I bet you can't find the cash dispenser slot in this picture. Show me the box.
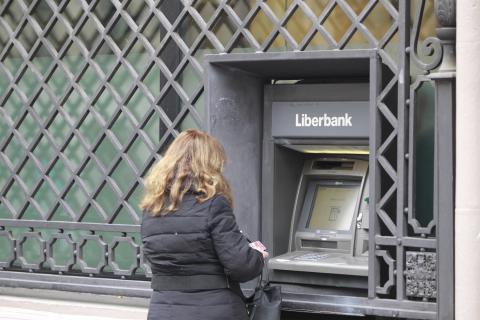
[312,160,354,170]
[301,239,338,249]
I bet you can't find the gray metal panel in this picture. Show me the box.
[279,283,437,319]
[272,145,304,256]
[204,50,375,79]
[205,63,264,239]
[262,85,275,251]
[434,78,455,319]
[271,268,368,289]
[396,0,410,300]
[271,83,369,102]
[205,49,376,63]
[368,52,382,300]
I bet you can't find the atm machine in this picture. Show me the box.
[268,156,369,289]
[264,82,371,290]
[205,52,377,314]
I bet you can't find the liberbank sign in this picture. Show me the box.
[271,101,370,138]
[295,113,352,127]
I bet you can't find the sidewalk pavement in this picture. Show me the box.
[0,294,148,320]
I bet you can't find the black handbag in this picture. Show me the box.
[245,270,282,320]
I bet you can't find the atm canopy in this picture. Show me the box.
[205,50,375,79]
[204,50,378,241]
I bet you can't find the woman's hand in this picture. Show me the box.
[258,249,269,259]
[249,241,269,260]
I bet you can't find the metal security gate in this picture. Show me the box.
[0,0,456,319]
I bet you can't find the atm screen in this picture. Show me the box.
[307,184,361,231]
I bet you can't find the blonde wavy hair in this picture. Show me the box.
[140,129,233,216]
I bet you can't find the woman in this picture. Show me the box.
[140,129,267,320]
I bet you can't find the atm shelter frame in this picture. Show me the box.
[204,49,454,319]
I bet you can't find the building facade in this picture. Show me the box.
[0,0,459,319]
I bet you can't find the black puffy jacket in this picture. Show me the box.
[141,192,264,320]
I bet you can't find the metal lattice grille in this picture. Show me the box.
[0,0,439,307]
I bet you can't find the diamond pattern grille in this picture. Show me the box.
[0,0,439,306]
[0,0,402,224]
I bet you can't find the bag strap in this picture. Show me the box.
[243,265,270,302]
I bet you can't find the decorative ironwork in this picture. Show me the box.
[16,231,46,270]
[405,251,437,299]
[108,235,141,276]
[46,231,76,272]
[375,249,396,295]
[77,233,108,274]
[410,0,443,72]
[408,77,436,236]
[0,228,15,268]
[0,0,444,315]
[0,224,150,277]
